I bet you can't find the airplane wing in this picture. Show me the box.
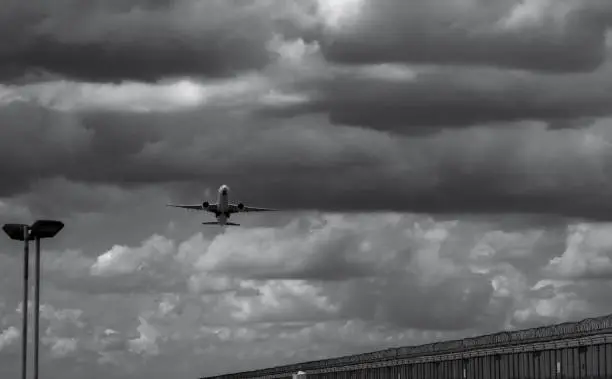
[229,203,277,213]
[166,204,203,211]
[242,206,277,212]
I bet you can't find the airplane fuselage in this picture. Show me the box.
[216,185,230,225]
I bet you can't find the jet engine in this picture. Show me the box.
[202,201,209,210]
[237,203,244,210]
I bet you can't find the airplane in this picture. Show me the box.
[166,184,277,226]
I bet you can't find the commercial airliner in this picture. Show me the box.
[166,184,277,226]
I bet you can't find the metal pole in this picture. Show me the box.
[34,237,41,379]
[21,226,29,379]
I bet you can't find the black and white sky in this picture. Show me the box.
[1,0,612,377]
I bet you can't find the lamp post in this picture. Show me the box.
[30,220,64,379]
[3,223,31,379]
[2,220,64,379]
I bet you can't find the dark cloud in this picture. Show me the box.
[0,0,302,82]
[3,102,612,222]
[317,0,612,73]
[3,0,610,84]
[0,101,93,196]
[261,64,612,131]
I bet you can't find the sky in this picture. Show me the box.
[1,0,612,377]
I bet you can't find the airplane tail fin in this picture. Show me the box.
[201,222,240,226]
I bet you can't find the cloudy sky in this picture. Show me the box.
[1,0,612,377]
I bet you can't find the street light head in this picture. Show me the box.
[30,220,64,239]
[2,224,30,241]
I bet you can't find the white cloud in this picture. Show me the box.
[0,76,274,112]
[499,0,575,31]
[542,223,612,279]
[1,212,611,377]
[513,279,589,326]
[0,326,19,351]
[47,337,78,358]
[315,0,366,31]
[128,317,160,357]
[91,234,176,277]
[355,64,418,82]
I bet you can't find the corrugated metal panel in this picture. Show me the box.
[231,341,612,379]
[202,316,612,379]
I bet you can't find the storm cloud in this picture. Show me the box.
[2,101,612,221]
[0,0,310,82]
[317,0,612,73]
[263,64,612,131]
